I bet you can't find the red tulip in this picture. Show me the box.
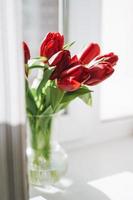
[71,55,79,63]
[56,65,90,92]
[50,52,81,79]
[49,51,80,67]
[50,50,71,80]
[95,52,118,66]
[23,42,30,64]
[57,78,81,92]
[40,32,64,59]
[79,43,100,65]
[69,55,80,68]
[60,65,90,83]
[49,50,65,66]
[45,36,118,90]
[85,62,114,86]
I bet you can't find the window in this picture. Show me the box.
[23,0,58,56]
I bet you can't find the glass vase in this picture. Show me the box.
[27,114,68,188]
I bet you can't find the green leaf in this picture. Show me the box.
[26,81,38,115]
[79,92,92,106]
[29,65,45,70]
[63,41,76,50]
[56,102,69,112]
[40,106,53,116]
[50,86,64,112]
[61,86,91,104]
[44,86,51,108]
[30,88,37,97]
[37,68,54,96]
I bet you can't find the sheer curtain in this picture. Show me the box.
[0,0,28,199]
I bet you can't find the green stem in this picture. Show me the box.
[28,115,53,165]
[29,65,45,70]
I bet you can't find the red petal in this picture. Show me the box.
[48,50,65,66]
[68,55,81,68]
[71,55,79,63]
[40,32,64,58]
[23,41,30,64]
[57,78,81,92]
[79,43,100,65]
[85,62,114,86]
[40,32,53,56]
[60,65,90,83]
[96,52,118,66]
[50,50,71,80]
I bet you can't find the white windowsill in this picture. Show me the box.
[30,135,133,199]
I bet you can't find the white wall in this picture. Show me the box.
[67,0,101,53]
[53,0,133,147]
[100,0,133,120]
[53,0,102,143]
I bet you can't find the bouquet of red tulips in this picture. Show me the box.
[24,32,118,116]
[24,32,118,172]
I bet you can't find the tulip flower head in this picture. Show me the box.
[23,42,31,76]
[24,32,119,105]
[23,41,30,64]
[47,38,118,91]
[40,32,64,59]
[85,62,114,86]
[95,52,118,66]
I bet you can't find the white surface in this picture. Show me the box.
[30,196,47,200]
[31,136,133,199]
[101,0,133,120]
[88,172,133,200]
